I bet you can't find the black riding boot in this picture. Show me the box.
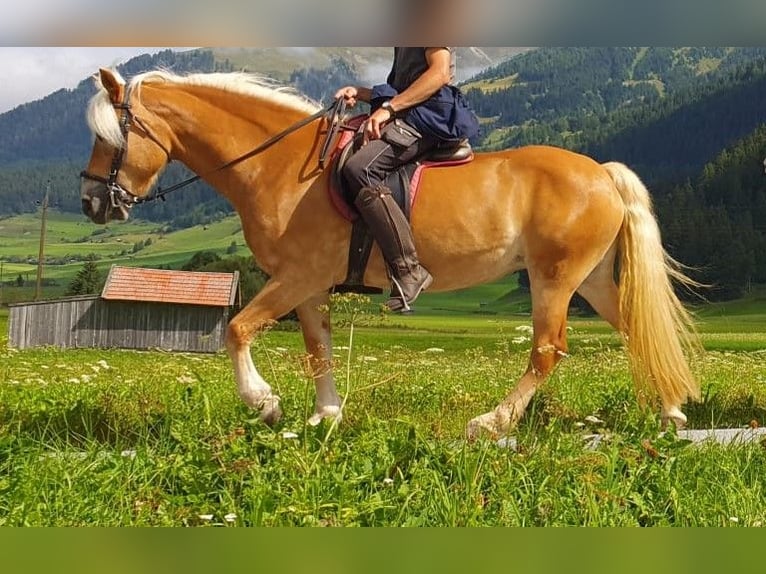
[354,185,433,313]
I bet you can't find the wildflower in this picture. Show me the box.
[424,348,445,353]
[281,431,299,439]
[224,513,237,523]
[198,514,214,521]
[383,478,394,486]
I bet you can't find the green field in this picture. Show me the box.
[1,300,765,526]
[2,212,766,526]
[0,212,251,303]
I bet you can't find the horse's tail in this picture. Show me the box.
[602,161,701,410]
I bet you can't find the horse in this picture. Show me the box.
[80,67,701,440]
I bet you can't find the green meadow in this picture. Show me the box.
[1,298,765,526]
[1,213,765,526]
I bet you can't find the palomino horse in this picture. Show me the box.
[80,68,701,439]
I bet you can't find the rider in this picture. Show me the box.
[335,47,479,313]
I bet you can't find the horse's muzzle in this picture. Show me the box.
[81,181,131,224]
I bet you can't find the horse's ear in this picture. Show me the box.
[98,68,125,104]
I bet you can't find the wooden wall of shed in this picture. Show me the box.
[9,298,228,353]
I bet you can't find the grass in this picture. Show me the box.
[1,301,765,526]
[0,212,250,304]
[2,211,766,526]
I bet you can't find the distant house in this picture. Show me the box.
[8,266,240,353]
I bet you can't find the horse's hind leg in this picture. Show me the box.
[576,245,621,331]
[577,249,687,428]
[467,281,572,440]
[295,291,342,425]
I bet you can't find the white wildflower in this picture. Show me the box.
[383,478,394,486]
[424,348,444,353]
[584,415,605,425]
[224,513,237,523]
[97,360,110,369]
[361,356,378,362]
[198,514,214,521]
[281,431,299,439]
[729,517,739,523]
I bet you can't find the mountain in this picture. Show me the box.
[0,47,524,224]
[2,46,766,300]
[464,47,766,184]
[210,47,527,84]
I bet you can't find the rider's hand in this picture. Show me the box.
[364,107,394,143]
[334,86,358,107]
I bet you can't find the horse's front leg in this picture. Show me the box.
[226,277,318,425]
[295,291,342,426]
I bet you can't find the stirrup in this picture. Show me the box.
[387,273,433,313]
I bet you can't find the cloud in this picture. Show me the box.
[0,47,172,114]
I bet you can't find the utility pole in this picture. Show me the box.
[35,180,50,301]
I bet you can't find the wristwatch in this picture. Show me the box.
[381,100,396,117]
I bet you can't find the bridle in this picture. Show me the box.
[79,85,173,211]
[80,85,347,212]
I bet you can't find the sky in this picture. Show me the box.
[0,48,175,114]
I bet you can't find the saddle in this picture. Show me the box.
[325,114,474,293]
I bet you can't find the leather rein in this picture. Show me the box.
[80,88,347,210]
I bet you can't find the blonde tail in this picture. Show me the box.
[602,162,701,412]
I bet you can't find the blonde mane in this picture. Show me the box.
[86,68,322,148]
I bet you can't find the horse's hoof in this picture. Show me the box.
[661,406,687,430]
[466,415,499,443]
[308,405,342,427]
[259,394,282,426]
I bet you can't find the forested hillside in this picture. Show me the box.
[465,47,766,183]
[657,126,766,298]
[1,47,766,300]
[0,47,514,226]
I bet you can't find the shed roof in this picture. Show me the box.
[101,265,239,307]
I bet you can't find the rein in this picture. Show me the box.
[81,92,347,208]
[147,98,346,204]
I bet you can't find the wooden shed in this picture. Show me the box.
[8,266,240,353]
